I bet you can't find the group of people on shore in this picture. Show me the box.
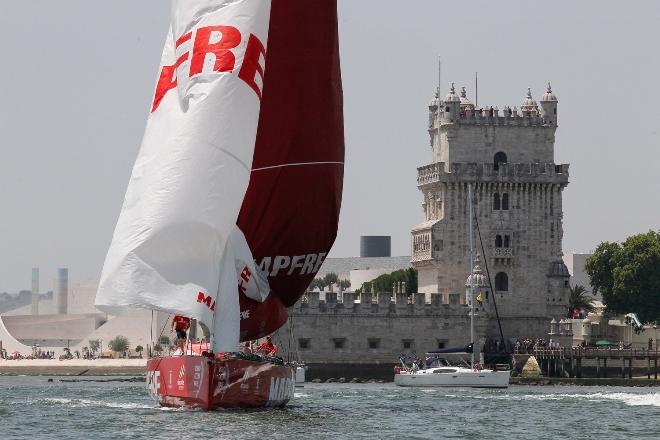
[513,338,549,354]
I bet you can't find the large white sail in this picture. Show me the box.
[96,0,271,347]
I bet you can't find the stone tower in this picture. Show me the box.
[411,82,570,340]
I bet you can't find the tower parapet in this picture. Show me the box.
[431,85,558,130]
[417,162,569,187]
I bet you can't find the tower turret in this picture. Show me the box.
[520,87,539,116]
[539,82,558,126]
[465,254,488,307]
[459,86,475,112]
[441,83,460,124]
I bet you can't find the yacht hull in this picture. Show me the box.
[394,369,510,388]
[147,354,295,409]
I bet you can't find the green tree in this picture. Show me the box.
[356,268,418,294]
[109,335,130,353]
[568,284,595,317]
[338,279,351,292]
[135,345,144,358]
[159,336,171,346]
[323,273,339,292]
[585,231,660,323]
[88,339,101,355]
[308,278,324,291]
[153,344,163,355]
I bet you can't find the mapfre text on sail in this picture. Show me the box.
[152,25,266,112]
[258,252,328,277]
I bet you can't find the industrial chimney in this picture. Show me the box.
[31,267,39,315]
[56,268,68,315]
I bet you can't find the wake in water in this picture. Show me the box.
[417,389,660,407]
[40,397,157,410]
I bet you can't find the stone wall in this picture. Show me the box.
[272,292,488,364]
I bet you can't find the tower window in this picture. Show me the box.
[299,338,310,350]
[502,193,510,210]
[402,339,414,349]
[495,235,503,248]
[503,235,510,248]
[368,338,381,349]
[493,193,501,210]
[494,152,507,171]
[495,272,509,291]
[333,338,346,349]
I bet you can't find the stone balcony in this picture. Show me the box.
[493,247,513,258]
[417,161,570,187]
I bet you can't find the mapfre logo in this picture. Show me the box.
[177,364,186,390]
[152,24,266,112]
[197,292,216,311]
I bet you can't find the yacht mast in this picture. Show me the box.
[468,183,475,368]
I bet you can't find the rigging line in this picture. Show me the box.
[287,317,293,363]
[252,161,344,172]
[149,313,174,378]
[473,186,506,350]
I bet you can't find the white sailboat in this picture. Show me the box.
[394,183,510,388]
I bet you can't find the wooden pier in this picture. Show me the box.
[530,347,659,379]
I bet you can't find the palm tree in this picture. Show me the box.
[568,284,595,317]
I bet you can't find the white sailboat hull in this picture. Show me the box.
[295,366,306,385]
[394,368,510,388]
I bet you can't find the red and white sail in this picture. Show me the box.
[96,0,344,349]
[236,1,345,341]
[96,0,272,349]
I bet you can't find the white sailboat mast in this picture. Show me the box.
[468,183,475,368]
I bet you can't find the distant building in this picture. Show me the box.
[316,255,411,291]
[563,253,596,294]
[1,271,171,357]
[31,268,39,315]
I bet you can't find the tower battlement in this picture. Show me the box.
[417,162,570,186]
[431,83,558,130]
[290,291,476,317]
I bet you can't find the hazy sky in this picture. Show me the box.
[1,1,659,293]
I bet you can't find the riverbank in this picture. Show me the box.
[0,359,147,376]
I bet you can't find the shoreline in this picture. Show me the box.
[510,377,660,387]
[3,362,660,386]
[0,359,147,376]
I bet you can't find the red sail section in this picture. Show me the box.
[237,0,344,341]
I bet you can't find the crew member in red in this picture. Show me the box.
[171,315,191,351]
[256,336,278,356]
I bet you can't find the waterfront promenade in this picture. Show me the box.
[0,358,146,376]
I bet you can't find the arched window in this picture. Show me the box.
[502,193,510,210]
[494,152,507,171]
[493,193,501,210]
[495,272,509,291]
[495,235,503,248]
[503,235,510,248]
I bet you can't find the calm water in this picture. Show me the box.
[1,377,659,439]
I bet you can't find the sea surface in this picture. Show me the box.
[1,376,659,439]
